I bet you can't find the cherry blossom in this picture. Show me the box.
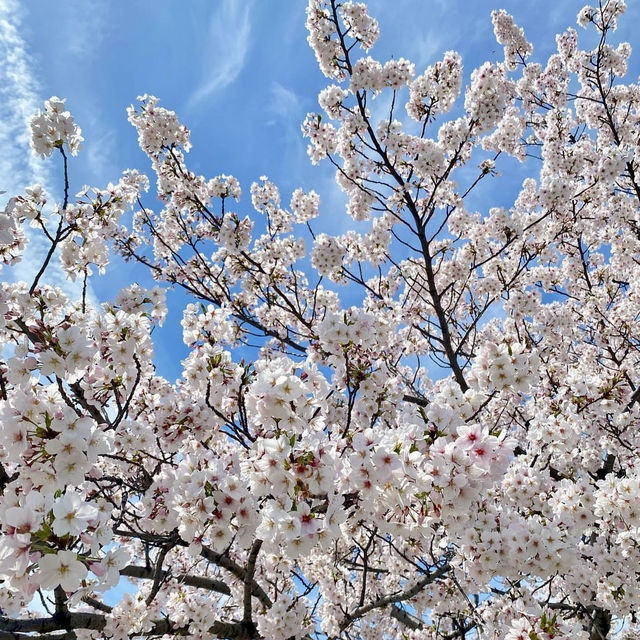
[37,550,88,592]
[51,493,99,538]
[30,97,83,158]
[1,0,639,638]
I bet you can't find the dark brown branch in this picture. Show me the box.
[402,394,429,407]
[121,564,231,595]
[0,613,254,640]
[339,563,450,631]
[0,632,77,640]
[390,605,423,630]
[201,544,272,607]
[114,529,270,607]
[243,539,263,628]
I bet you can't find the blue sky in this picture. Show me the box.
[1,0,639,380]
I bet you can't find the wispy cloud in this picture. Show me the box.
[0,0,49,191]
[187,0,252,109]
[411,30,449,69]
[62,0,109,59]
[0,0,91,302]
[85,116,118,184]
[267,82,299,125]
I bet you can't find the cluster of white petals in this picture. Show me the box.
[1,1,639,639]
[471,341,540,393]
[406,51,463,121]
[311,233,345,277]
[465,62,512,132]
[30,96,83,157]
[492,9,533,70]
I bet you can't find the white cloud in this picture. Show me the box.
[0,0,92,302]
[0,0,49,190]
[411,30,449,70]
[267,81,299,124]
[187,0,252,109]
[62,0,109,59]
[85,117,117,184]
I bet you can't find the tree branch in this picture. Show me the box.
[339,563,450,631]
[121,564,231,595]
[0,613,256,640]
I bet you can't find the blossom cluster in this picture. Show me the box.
[30,96,83,157]
[406,51,463,121]
[126,94,191,159]
[1,0,640,638]
[471,341,540,393]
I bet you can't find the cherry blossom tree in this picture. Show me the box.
[1,1,639,638]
